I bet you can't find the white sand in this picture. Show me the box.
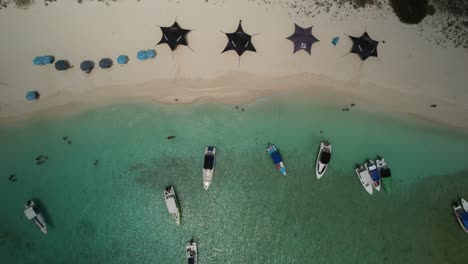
[0,1,467,129]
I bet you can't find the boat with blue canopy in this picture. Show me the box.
[452,196,468,234]
[365,159,381,191]
[267,143,286,176]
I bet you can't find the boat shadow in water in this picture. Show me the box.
[32,198,55,229]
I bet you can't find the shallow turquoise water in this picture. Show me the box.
[1,95,468,264]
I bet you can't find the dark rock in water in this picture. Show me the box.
[167,136,175,140]
[320,130,323,134]
[94,160,99,167]
[241,108,245,111]
[235,106,239,109]
[351,103,356,107]
[345,108,350,111]
[12,179,16,182]
[63,136,68,141]
[36,155,45,161]
[430,104,437,108]
[36,160,46,165]
[67,140,72,144]
[390,0,429,24]
[342,108,345,111]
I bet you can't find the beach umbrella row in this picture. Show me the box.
[155,20,379,61]
[34,51,158,74]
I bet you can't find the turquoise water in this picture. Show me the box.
[1,95,468,264]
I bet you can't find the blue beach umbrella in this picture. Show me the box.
[137,50,147,61]
[55,60,71,71]
[42,55,55,64]
[146,49,157,59]
[117,55,129,65]
[80,60,95,73]
[25,90,40,101]
[99,58,113,69]
[33,56,44,66]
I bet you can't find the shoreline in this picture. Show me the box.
[1,72,467,134]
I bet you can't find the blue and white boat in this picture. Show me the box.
[452,196,468,234]
[365,160,381,191]
[267,143,286,176]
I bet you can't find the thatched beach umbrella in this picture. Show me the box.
[222,20,256,57]
[157,21,191,51]
[348,32,379,61]
[286,23,319,55]
[117,55,129,65]
[99,58,113,69]
[54,60,71,71]
[80,60,95,73]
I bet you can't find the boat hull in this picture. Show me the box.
[267,143,287,176]
[203,147,216,190]
[315,142,331,179]
[355,166,373,195]
[452,202,468,234]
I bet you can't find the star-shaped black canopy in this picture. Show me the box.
[286,24,319,54]
[348,32,378,61]
[222,20,256,56]
[157,21,191,51]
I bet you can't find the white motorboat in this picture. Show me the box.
[186,239,197,264]
[315,141,332,179]
[203,146,216,190]
[355,164,373,195]
[452,196,468,234]
[24,200,47,235]
[365,159,381,192]
[164,186,181,225]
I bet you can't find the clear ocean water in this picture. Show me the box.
[1,94,468,264]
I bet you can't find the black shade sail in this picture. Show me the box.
[157,21,191,51]
[348,32,379,61]
[286,24,319,54]
[222,20,256,56]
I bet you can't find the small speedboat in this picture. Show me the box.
[376,156,392,192]
[186,239,198,264]
[355,164,373,195]
[315,141,332,179]
[24,200,47,235]
[452,196,468,234]
[164,186,181,225]
[267,143,286,176]
[203,146,216,190]
[365,160,381,192]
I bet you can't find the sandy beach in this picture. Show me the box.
[0,0,467,129]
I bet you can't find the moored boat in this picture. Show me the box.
[355,164,373,195]
[24,200,47,235]
[164,186,181,225]
[365,159,381,191]
[267,143,286,176]
[315,141,332,179]
[203,146,216,190]
[186,239,197,264]
[452,196,468,234]
[376,156,392,192]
